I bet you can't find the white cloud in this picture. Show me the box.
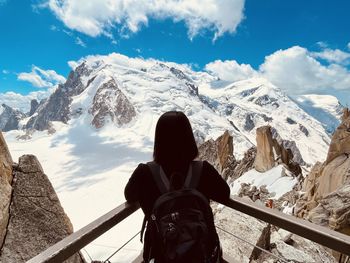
[18,66,66,88]
[0,88,55,112]
[2,70,9,74]
[259,46,350,95]
[67,60,78,69]
[204,46,350,105]
[347,42,350,50]
[205,60,257,82]
[311,48,350,64]
[75,36,86,47]
[46,0,245,40]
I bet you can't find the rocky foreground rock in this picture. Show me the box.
[295,108,350,261]
[0,133,85,262]
[254,126,302,175]
[0,132,13,248]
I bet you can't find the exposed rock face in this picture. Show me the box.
[325,108,350,165]
[0,155,84,263]
[26,62,91,131]
[307,184,350,234]
[228,147,256,182]
[269,229,336,263]
[214,204,270,263]
[294,108,350,261]
[29,99,39,116]
[254,126,302,175]
[198,130,235,180]
[254,126,275,172]
[0,104,26,131]
[169,67,198,95]
[0,132,13,248]
[90,79,136,129]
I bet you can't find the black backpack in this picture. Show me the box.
[142,161,221,263]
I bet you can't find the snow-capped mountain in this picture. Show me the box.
[199,78,333,164]
[1,52,342,262]
[0,104,26,132]
[292,94,343,134]
[3,53,337,164]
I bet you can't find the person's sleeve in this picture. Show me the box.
[202,161,230,203]
[124,163,144,202]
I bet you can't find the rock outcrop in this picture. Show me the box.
[254,126,302,175]
[325,107,350,165]
[269,229,336,263]
[295,108,350,261]
[90,79,136,129]
[0,154,84,262]
[26,62,91,131]
[0,132,13,248]
[214,203,270,263]
[228,147,257,183]
[29,99,39,116]
[254,126,275,172]
[0,104,26,131]
[198,131,235,180]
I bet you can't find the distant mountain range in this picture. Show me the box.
[0,53,343,164]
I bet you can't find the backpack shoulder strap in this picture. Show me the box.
[147,161,170,194]
[184,161,203,189]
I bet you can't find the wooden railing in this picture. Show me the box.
[27,196,350,263]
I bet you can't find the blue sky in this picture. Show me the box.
[0,0,350,106]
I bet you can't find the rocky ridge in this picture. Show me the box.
[0,104,26,132]
[295,108,350,249]
[1,54,337,166]
[199,126,336,262]
[0,132,85,262]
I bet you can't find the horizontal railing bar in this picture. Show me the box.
[28,196,350,263]
[223,196,350,256]
[27,202,140,263]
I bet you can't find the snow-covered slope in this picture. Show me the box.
[199,78,331,164]
[293,94,343,134]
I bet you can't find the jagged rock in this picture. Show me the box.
[294,109,350,262]
[0,132,13,247]
[308,184,350,234]
[198,138,218,167]
[169,67,198,95]
[244,113,255,131]
[90,79,136,129]
[29,99,39,116]
[325,108,350,164]
[299,123,309,136]
[254,95,278,107]
[0,155,84,263]
[0,104,26,131]
[198,131,235,180]
[254,126,302,175]
[237,183,271,203]
[217,131,233,171]
[254,126,275,172]
[228,147,257,183]
[269,229,336,263]
[26,62,90,131]
[286,117,296,124]
[271,128,306,166]
[215,204,270,263]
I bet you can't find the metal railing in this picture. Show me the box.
[27,196,350,263]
